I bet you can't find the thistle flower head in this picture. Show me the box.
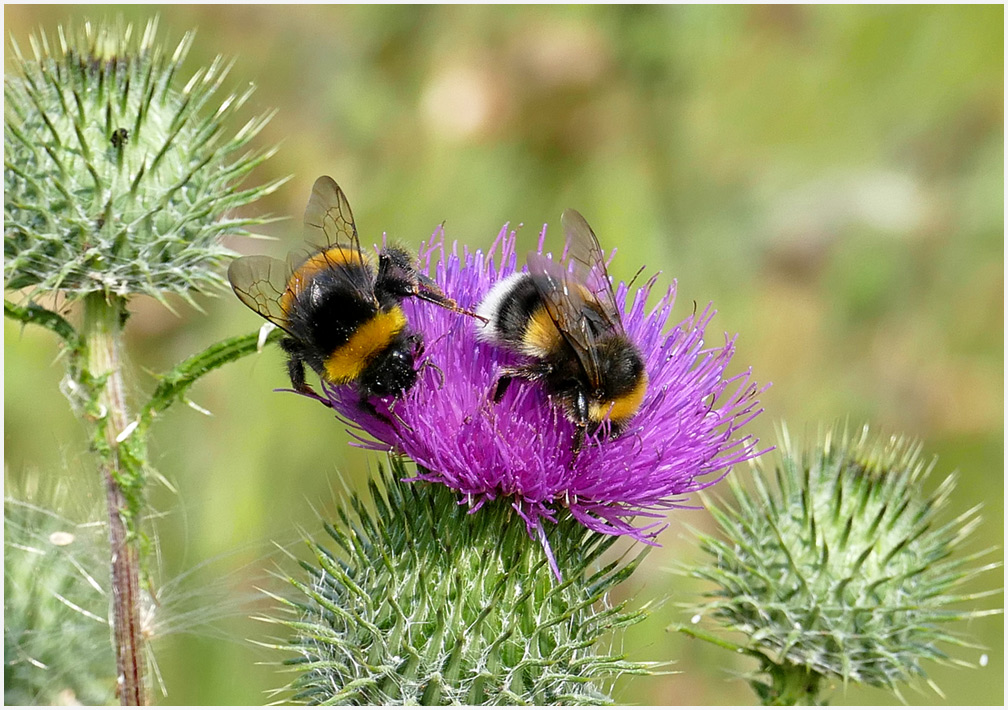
[273,459,651,705]
[4,17,283,302]
[316,224,766,571]
[685,424,998,700]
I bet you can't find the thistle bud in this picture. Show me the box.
[4,17,282,302]
[270,458,652,705]
[680,424,997,703]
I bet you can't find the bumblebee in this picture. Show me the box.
[476,209,647,448]
[228,175,473,401]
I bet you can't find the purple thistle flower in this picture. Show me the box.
[314,223,767,575]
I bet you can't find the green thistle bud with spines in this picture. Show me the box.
[677,423,999,704]
[4,16,284,304]
[268,458,653,705]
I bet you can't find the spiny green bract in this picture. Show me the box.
[4,480,115,705]
[4,17,283,302]
[689,424,994,698]
[271,458,651,705]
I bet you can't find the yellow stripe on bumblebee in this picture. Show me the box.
[323,307,409,384]
[588,372,649,425]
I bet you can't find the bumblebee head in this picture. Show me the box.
[359,333,419,397]
[375,247,419,305]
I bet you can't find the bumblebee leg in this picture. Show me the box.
[405,331,445,389]
[491,363,546,403]
[280,338,315,395]
[570,390,591,459]
[422,360,446,389]
[571,425,586,460]
[491,374,513,403]
[356,395,415,434]
[407,330,425,359]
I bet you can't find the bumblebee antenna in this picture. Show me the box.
[415,290,489,323]
[413,273,489,322]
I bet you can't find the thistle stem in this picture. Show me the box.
[675,626,825,705]
[83,293,146,706]
[758,661,824,706]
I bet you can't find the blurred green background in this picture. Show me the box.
[4,5,1002,705]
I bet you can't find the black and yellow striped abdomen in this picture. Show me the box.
[322,307,408,384]
[281,247,408,385]
[476,270,647,433]
[477,272,562,357]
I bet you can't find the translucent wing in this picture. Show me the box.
[525,209,625,390]
[298,175,377,304]
[559,209,624,334]
[227,255,297,334]
[304,175,359,246]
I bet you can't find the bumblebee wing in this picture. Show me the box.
[300,175,378,304]
[523,210,626,389]
[285,246,314,274]
[560,208,625,335]
[227,255,296,334]
[525,251,606,389]
[304,175,361,251]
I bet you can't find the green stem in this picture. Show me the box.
[673,623,753,655]
[8,299,284,705]
[140,325,284,425]
[756,660,825,706]
[673,625,825,705]
[82,292,146,706]
[4,299,81,349]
